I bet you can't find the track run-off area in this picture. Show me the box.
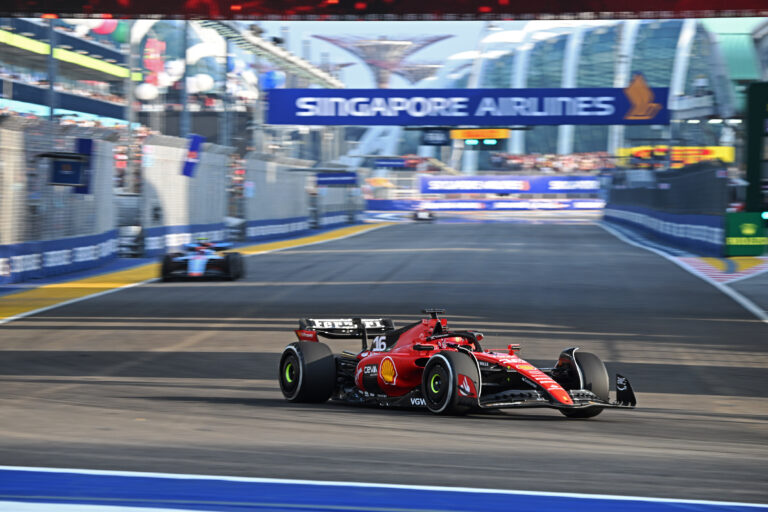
[0,220,767,511]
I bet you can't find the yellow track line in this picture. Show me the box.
[0,223,389,323]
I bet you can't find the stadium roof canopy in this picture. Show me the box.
[703,18,763,81]
[196,20,343,89]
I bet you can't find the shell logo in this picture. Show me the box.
[740,223,757,236]
[380,357,397,385]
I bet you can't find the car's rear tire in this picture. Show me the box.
[559,351,609,419]
[422,351,480,415]
[160,254,174,282]
[279,342,336,403]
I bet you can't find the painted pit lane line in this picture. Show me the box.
[0,223,391,326]
[599,221,768,324]
[0,467,765,512]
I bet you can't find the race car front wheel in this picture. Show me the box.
[422,351,480,415]
[279,342,336,403]
[224,253,244,280]
[559,351,609,419]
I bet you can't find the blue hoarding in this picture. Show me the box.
[316,172,357,186]
[72,138,93,194]
[50,160,84,186]
[367,199,605,211]
[266,80,669,126]
[419,175,601,194]
[374,158,406,168]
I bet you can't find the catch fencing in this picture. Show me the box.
[240,153,361,242]
[604,162,729,255]
[1,120,364,282]
[139,135,229,256]
[0,116,118,283]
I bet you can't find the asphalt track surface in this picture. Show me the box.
[1,222,766,505]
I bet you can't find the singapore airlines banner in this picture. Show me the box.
[266,78,669,127]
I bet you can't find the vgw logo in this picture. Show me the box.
[624,73,662,121]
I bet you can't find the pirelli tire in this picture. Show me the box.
[279,342,336,403]
[224,252,243,280]
[559,351,609,419]
[422,351,480,415]
[160,254,178,282]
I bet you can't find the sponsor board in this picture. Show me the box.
[420,175,600,194]
[181,134,205,177]
[367,199,605,211]
[0,231,118,283]
[267,80,669,126]
[316,172,357,186]
[306,318,387,330]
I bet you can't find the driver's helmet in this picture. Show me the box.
[195,236,212,251]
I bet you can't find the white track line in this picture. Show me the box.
[0,224,393,327]
[0,466,765,508]
[240,223,392,258]
[598,222,768,324]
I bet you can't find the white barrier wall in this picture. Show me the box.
[141,136,228,229]
[0,126,26,245]
[244,156,310,222]
[141,136,189,229]
[139,136,230,255]
[242,153,362,238]
[0,118,117,244]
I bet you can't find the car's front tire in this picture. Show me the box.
[559,351,609,419]
[224,253,243,280]
[422,351,480,415]
[279,342,336,403]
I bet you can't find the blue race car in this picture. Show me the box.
[160,239,245,281]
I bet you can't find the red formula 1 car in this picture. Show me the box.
[278,309,636,418]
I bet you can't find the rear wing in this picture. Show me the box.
[297,318,395,349]
[182,242,232,251]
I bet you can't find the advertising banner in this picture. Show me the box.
[420,128,451,146]
[725,212,766,256]
[50,159,84,186]
[419,175,601,194]
[0,230,118,284]
[316,172,357,186]
[374,158,406,168]
[181,134,205,177]
[266,78,669,126]
[367,199,605,211]
[72,138,93,194]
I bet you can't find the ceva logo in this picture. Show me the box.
[624,73,662,120]
[187,150,199,162]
